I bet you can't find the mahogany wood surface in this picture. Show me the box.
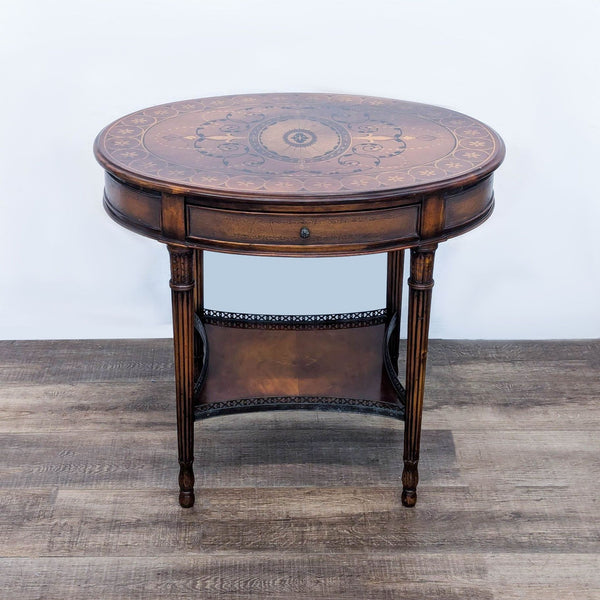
[403,245,437,507]
[96,93,504,257]
[197,320,398,406]
[167,245,195,508]
[94,93,505,508]
[94,93,503,201]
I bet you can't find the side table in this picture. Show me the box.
[94,93,505,508]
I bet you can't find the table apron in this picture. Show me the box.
[102,173,494,255]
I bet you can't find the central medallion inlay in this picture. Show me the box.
[249,116,351,163]
[109,94,497,195]
[284,129,316,147]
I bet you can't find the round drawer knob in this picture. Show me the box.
[299,227,311,239]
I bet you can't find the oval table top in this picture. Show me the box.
[94,93,504,204]
[95,94,504,256]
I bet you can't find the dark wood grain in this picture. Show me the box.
[402,245,437,506]
[197,321,399,405]
[168,245,196,507]
[185,202,420,255]
[97,95,503,256]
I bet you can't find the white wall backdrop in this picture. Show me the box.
[1,0,598,340]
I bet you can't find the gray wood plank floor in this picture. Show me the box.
[0,339,599,599]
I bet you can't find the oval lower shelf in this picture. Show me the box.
[192,308,405,421]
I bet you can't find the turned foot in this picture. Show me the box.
[178,462,195,508]
[401,459,419,507]
[179,490,195,508]
[401,489,417,507]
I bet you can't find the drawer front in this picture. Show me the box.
[186,204,419,253]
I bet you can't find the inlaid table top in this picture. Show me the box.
[94,94,505,509]
[94,93,505,202]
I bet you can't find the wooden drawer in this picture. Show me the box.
[186,204,419,253]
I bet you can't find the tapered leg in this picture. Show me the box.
[386,249,405,369]
[168,245,196,508]
[402,244,437,507]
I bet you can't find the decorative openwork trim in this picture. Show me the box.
[194,395,404,421]
[193,308,405,420]
[201,308,388,330]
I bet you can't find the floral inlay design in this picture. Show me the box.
[97,93,501,196]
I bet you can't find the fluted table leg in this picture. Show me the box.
[168,244,195,508]
[402,244,437,507]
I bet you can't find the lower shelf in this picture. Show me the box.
[193,309,405,421]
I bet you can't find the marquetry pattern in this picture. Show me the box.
[95,93,504,197]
